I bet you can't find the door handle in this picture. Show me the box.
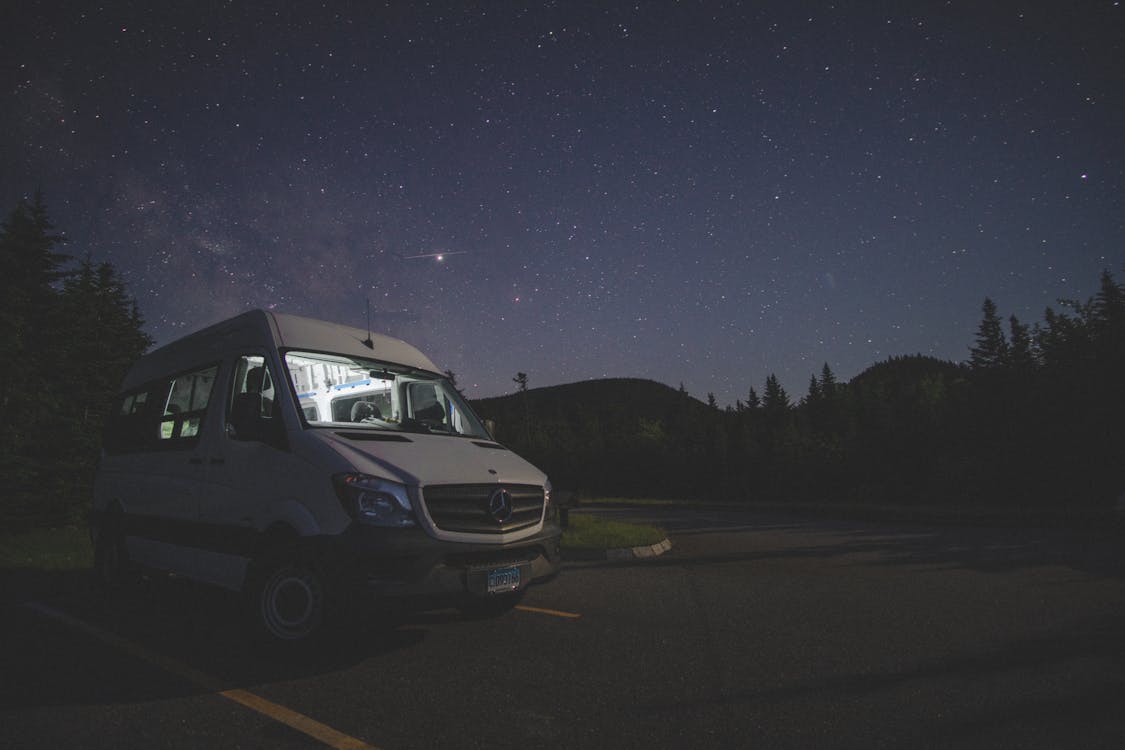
[188,457,204,465]
[210,457,226,465]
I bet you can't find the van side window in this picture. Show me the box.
[105,386,162,454]
[120,391,149,416]
[104,365,217,454]
[160,366,219,441]
[228,355,278,441]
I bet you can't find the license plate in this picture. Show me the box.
[486,566,521,594]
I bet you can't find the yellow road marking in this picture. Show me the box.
[217,689,375,750]
[23,602,379,750]
[514,604,582,619]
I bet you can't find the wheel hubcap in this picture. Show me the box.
[261,566,323,640]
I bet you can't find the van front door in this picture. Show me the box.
[195,355,293,590]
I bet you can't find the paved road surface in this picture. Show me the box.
[2,508,1123,748]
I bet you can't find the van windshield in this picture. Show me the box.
[283,350,490,438]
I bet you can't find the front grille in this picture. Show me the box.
[421,483,544,534]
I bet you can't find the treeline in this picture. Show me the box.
[0,194,152,529]
[475,269,1125,510]
[2,193,1121,526]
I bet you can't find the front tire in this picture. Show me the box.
[250,562,327,644]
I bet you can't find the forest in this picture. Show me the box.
[474,273,1125,511]
[1,194,1122,529]
[0,194,152,529]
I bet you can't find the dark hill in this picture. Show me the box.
[470,378,712,497]
[846,356,968,428]
[849,354,966,390]
[472,377,708,430]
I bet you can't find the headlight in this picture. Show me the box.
[333,474,416,528]
[543,478,553,518]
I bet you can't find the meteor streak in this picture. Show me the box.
[402,250,467,261]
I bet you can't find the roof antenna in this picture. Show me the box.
[363,298,374,349]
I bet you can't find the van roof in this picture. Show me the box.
[122,309,441,389]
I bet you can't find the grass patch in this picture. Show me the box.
[561,512,666,550]
[581,496,689,507]
[0,526,93,571]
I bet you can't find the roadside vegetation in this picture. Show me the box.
[579,497,687,507]
[561,513,666,551]
[0,527,92,571]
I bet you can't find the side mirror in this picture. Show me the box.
[484,419,498,440]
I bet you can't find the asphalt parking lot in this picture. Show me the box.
[3,508,1124,749]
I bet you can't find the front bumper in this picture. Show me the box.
[326,521,563,603]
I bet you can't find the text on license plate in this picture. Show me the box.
[487,566,521,594]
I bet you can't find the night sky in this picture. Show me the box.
[4,1,1123,405]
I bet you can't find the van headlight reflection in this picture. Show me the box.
[333,474,416,528]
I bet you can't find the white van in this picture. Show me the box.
[92,309,561,642]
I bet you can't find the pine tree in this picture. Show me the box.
[1008,315,1037,371]
[511,372,531,446]
[1038,299,1096,370]
[746,387,760,409]
[812,362,848,444]
[1037,307,1074,369]
[762,374,790,412]
[819,363,838,398]
[49,258,152,511]
[970,298,1010,370]
[0,195,151,526]
[0,195,72,523]
[805,374,821,405]
[0,191,70,308]
[1091,269,1125,357]
[55,257,153,405]
[0,193,70,418]
[1089,270,1125,501]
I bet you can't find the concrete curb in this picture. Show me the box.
[564,537,673,562]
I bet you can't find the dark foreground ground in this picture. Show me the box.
[2,507,1123,749]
